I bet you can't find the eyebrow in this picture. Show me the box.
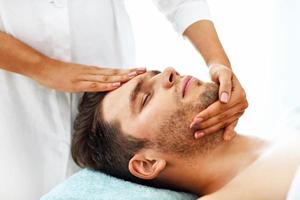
[129,70,160,114]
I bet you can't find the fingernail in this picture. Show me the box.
[128,71,137,78]
[194,131,205,139]
[190,123,196,129]
[190,118,203,129]
[190,120,201,129]
[112,82,121,87]
[220,92,229,103]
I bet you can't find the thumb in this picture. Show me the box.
[218,72,232,103]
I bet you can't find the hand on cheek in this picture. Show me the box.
[190,66,248,140]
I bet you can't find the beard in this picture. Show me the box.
[155,81,224,157]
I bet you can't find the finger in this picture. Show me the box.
[223,121,238,141]
[79,72,138,83]
[86,66,146,76]
[193,100,240,123]
[229,75,247,101]
[191,102,247,130]
[73,81,121,92]
[218,71,232,103]
[195,112,243,138]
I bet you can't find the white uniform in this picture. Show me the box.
[0,0,211,199]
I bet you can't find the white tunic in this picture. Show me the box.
[0,0,211,199]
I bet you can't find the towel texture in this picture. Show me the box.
[41,169,197,200]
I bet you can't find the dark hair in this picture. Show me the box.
[71,92,158,186]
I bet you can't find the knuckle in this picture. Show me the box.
[121,75,129,81]
[111,69,119,75]
[234,113,242,119]
[205,111,212,119]
[243,101,249,109]
[240,91,247,100]
[101,76,109,82]
[89,82,97,89]
[220,105,229,112]
[223,67,233,75]
[217,113,228,121]
[221,82,231,91]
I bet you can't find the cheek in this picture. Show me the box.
[138,98,177,135]
[143,94,177,118]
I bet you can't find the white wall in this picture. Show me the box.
[125,0,297,138]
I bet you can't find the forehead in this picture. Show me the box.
[101,71,156,125]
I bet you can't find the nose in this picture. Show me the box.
[161,67,178,89]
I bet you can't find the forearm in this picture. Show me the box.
[0,31,48,78]
[183,20,231,69]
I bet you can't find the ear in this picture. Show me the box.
[128,152,166,180]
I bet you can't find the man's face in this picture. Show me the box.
[102,68,220,156]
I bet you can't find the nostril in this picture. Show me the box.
[169,73,173,82]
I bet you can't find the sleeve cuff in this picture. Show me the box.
[171,1,212,35]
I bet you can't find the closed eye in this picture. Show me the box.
[142,93,151,109]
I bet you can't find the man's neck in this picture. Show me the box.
[166,134,269,195]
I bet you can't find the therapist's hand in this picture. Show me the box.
[33,58,146,92]
[190,64,248,140]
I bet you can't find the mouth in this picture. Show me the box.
[182,76,195,98]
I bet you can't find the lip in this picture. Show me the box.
[182,75,193,98]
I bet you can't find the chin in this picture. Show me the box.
[199,82,219,109]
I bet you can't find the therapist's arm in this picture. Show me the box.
[183,20,248,140]
[184,20,231,69]
[0,31,145,92]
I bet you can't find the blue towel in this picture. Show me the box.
[41,169,197,200]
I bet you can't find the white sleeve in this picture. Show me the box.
[153,0,212,35]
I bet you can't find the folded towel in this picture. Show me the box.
[41,169,197,200]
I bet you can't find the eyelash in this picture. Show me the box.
[142,93,151,108]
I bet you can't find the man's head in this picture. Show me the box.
[72,67,222,189]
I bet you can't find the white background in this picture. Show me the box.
[125,0,278,138]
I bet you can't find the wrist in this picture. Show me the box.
[208,63,231,70]
[27,55,55,81]
[208,63,233,83]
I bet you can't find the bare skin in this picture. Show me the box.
[199,136,300,200]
